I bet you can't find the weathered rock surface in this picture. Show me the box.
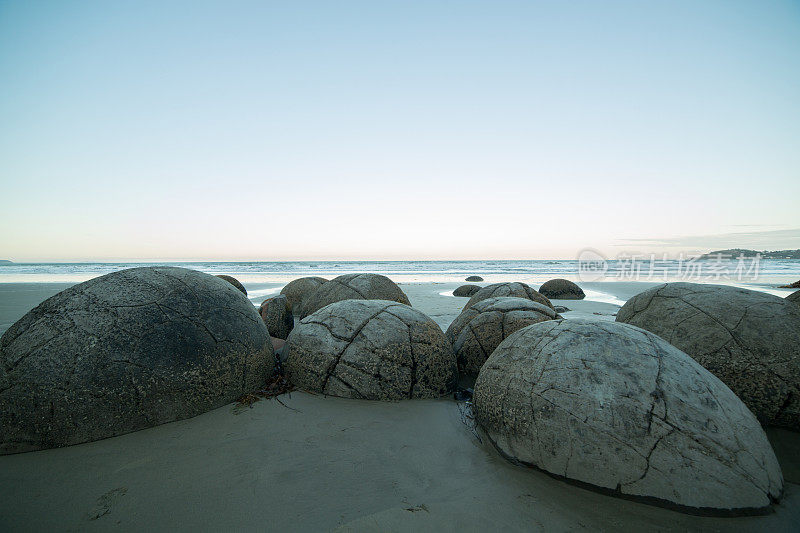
[464,282,553,311]
[617,282,800,430]
[0,267,273,454]
[285,300,456,400]
[300,273,411,318]
[538,278,585,300]
[779,280,800,289]
[445,297,559,375]
[787,290,800,304]
[453,284,481,297]
[474,319,783,513]
[280,277,327,316]
[259,295,294,340]
[466,276,484,282]
[216,274,247,295]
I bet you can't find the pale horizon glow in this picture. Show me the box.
[1,1,799,261]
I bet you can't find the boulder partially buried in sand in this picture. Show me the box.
[216,274,247,295]
[259,294,294,340]
[466,276,484,282]
[285,299,456,400]
[617,282,800,430]
[300,273,411,318]
[464,282,553,311]
[538,278,585,300]
[280,276,327,316]
[453,284,481,297]
[474,319,783,513]
[445,297,559,375]
[0,267,273,455]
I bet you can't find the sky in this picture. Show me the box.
[1,1,799,261]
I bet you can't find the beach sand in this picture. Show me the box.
[1,281,798,531]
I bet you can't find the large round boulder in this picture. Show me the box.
[453,284,481,297]
[259,294,294,340]
[216,274,247,295]
[787,290,800,304]
[474,319,783,513]
[617,282,800,429]
[466,276,484,282]
[285,300,456,400]
[300,273,411,318]
[464,282,553,311]
[538,278,585,300]
[280,276,327,317]
[0,267,273,455]
[445,297,559,375]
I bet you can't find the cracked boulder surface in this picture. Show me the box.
[453,284,481,297]
[300,273,411,319]
[617,282,800,430]
[445,297,560,376]
[259,295,294,340]
[463,282,553,312]
[538,279,585,300]
[0,267,273,455]
[216,275,247,296]
[473,319,783,513]
[279,276,327,317]
[788,290,800,305]
[285,299,457,400]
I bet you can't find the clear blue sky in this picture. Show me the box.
[1,1,798,260]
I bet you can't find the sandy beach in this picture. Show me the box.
[1,279,799,531]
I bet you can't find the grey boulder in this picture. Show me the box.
[465,276,484,282]
[0,267,273,454]
[216,274,247,295]
[538,278,585,300]
[280,276,327,316]
[285,299,456,400]
[453,284,481,297]
[617,282,800,429]
[464,282,553,311]
[787,290,800,304]
[259,294,294,340]
[445,297,559,376]
[474,319,783,513]
[300,273,411,318]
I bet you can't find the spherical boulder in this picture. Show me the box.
[216,274,247,295]
[280,276,327,316]
[464,282,553,311]
[466,276,484,282]
[617,282,800,429]
[285,300,456,400]
[787,290,800,304]
[453,284,481,297]
[259,294,294,340]
[300,273,411,318]
[538,278,585,300]
[0,267,273,454]
[474,319,783,513]
[445,297,559,375]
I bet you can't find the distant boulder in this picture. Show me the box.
[445,297,559,375]
[280,276,327,317]
[0,267,272,454]
[453,284,481,297]
[538,278,585,300]
[617,282,800,429]
[465,276,484,282]
[285,300,456,400]
[474,319,783,513]
[300,273,410,318]
[779,280,800,289]
[464,282,553,311]
[259,294,294,340]
[216,274,247,295]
